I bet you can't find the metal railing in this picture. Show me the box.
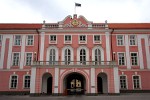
[32,61,117,67]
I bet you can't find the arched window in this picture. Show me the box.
[80,49,86,65]
[65,49,71,65]
[95,49,101,65]
[49,49,56,65]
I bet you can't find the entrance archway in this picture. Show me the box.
[97,73,108,94]
[42,73,52,94]
[64,72,86,95]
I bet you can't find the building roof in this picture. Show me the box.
[0,24,42,30]
[108,23,150,29]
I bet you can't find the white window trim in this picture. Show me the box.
[132,75,142,89]
[77,45,89,65]
[116,35,125,46]
[129,35,137,46]
[11,52,20,66]
[49,35,57,44]
[64,35,72,44]
[13,35,21,46]
[9,74,18,89]
[120,75,128,89]
[117,52,126,66]
[130,52,139,66]
[62,45,74,65]
[46,46,58,64]
[78,35,87,44]
[24,52,33,66]
[92,46,104,61]
[93,35,101,44]
[23,75,31,89]
[26,35,34,46]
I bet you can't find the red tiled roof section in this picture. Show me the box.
[109,23,150,29]
[0,24,42,29]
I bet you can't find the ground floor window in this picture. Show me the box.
[10,75,18,89]
[133,75,141,89]
[24,75,30,88]
[120,75,127,89]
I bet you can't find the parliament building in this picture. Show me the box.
[0,14,150,95]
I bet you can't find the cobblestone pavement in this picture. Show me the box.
[0,93,150,100]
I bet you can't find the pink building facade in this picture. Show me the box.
[0,14,150,95]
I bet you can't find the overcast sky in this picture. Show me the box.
[0,0,150,23]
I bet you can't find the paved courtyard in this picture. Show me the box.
[0,93,150,100]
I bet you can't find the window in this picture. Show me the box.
[80,35,86,41]
[27,35,33,45]
[118,53,125,65]
[14,35,21,45]
[24,75,30,88]
[65,35,71,41]
[49,49,56,65]
[80,49,86,65]
[50,35,56,41]
[0,35,2,45]
[12,53,20,66]
[133,76,140,89]
[95,49,101,65]
[65,49,71,65]
[94,35,100,41]
[10,75,18,89]
[130,35,136,45]
[117,35,124,45]
[25,53,32,65]
[120,75,127,89]
[131,53,138,65]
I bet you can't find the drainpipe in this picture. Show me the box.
[110,29,114,61]
[36,29,40,61]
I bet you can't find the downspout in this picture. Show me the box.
[36,29,40,61]
[110,29,114,61]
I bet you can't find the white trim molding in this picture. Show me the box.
[40,32,45,61]
[30,67,36,93]
[105,32,110,61]
[113,67,120,93]
[125,35,131,69]
[20,35,26,69]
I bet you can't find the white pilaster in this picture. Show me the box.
[0,35,6,69]
[144,35,150,69]
[20,35,26,69]
[30,67,36,93]
[54,68,59,93]
[125,35,131,69]
[105,32,110,61]
[91,68,95,93]
[40,32,45,61]
[137,35,144,69]
[113,66,119,93]
[7,35,13,69]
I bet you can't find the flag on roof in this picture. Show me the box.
[75,3,81,7]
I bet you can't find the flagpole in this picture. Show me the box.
[74,2,76,14]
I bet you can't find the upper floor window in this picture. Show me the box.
[12,53,20,66]
[130,35,137,45]
[14,35,21,46]
[50,35,56,41]
[65,35,71,41]
[49,49,56,65]
[95,49,101,65]
[94,35,100,41]
[80,35,86,41]
[27,35,33,45]
[80,49,86,65]
[133,75,141,89]
[25,53,32,66]
[120,75,127,89]
[118,53,125,65]
[10,75,18,89]
[65,49,71,65]
[117,35,124,46]
[0,35,2,45]
[131,53,138,66]
[24,75,30,88]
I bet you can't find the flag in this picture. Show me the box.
[75,3,81,7]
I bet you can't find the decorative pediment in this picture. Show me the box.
[58,14,92,28]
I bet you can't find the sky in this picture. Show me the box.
[0,0,150,23]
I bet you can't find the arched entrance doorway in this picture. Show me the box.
[64,72,86,95]
[97,73,108,94]
[42,73,52,94]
